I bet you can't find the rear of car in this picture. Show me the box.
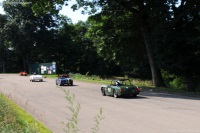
[19,71,27,76]
[117,85,141,97]
[101,79,141,98]
[30,75,43,82]
[56,77,73,86]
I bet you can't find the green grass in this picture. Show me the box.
[44,73,154,86]
[0,93,52,133]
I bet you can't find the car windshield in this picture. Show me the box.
[112,79,132,86]
[59,77,66,79]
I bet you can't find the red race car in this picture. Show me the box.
[19,71,27,76]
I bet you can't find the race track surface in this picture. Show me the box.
[0,74,200,133]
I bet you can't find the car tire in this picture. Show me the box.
[59,81,62,86]
[113,90,118,98]
[101,87,106,96]
[70,82,73,86]
[132,94,137,97]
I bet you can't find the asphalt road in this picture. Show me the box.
[0,74,200,133]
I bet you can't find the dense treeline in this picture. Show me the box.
[0,0,199,91]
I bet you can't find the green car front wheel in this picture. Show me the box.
[113,90,118,98]
[101,87,106,96]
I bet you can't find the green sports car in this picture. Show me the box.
[101,79,141,98]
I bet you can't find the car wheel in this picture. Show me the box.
[113,90,118,98]
[40,79,43,82]
[132,94,137,97]
[101,87,106,96]
[59,81,62,86]
[70,81,73,86]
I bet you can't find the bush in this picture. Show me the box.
[169,77,186,91]
[162,70,186,91]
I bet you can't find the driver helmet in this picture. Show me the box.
[116,80,121,85]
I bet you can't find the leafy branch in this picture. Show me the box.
[62,89,81,133]
[91,107,104,133]
[59,87,104,133]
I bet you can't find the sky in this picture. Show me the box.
[59,1,89,23]
[0,0,89,24]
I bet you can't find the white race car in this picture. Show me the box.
[30,74,43,82]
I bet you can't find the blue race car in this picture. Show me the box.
[56,74,73,86]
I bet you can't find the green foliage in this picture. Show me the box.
[131,79,153,88]
[2,3,59,72]
[86,12,150,78]
[0,93,52,133]
[91,108,104,133]
[1,0,200,91]
[69,73,111,84]
[151,1,200,91]
[62,89,81,133]
[30,0,64,16]
[169,77,186,91]
[60,88,104,133]
[162,70,186,91]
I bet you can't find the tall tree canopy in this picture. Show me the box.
[1,0,200,91]
[152,0,200,91]
[0,14,8,73]
[71,0,169,87]
[2,2,60,73]
[72,0,200,90]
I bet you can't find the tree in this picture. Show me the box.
[86,12,151,78]
[153,0,200,91]
[2,2,60,73]
[70,21,99,74]
[72,0,168,86]
[2,4,37,72]
[0,14,8,73]
[29,0,167,86]
[57,20,106,75]
[0,14,22,73]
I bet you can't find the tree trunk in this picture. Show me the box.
[2,59,6,73]
[185,74,196,92]
[139,15,166,87]
[116,1,166,87]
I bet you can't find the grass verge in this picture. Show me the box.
[0,93,52,133]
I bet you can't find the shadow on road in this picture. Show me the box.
[29,81,47,83]
[104,95,148,99]
[120,95,148,99]
[56,85,79,87]
[140,87,200,101]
